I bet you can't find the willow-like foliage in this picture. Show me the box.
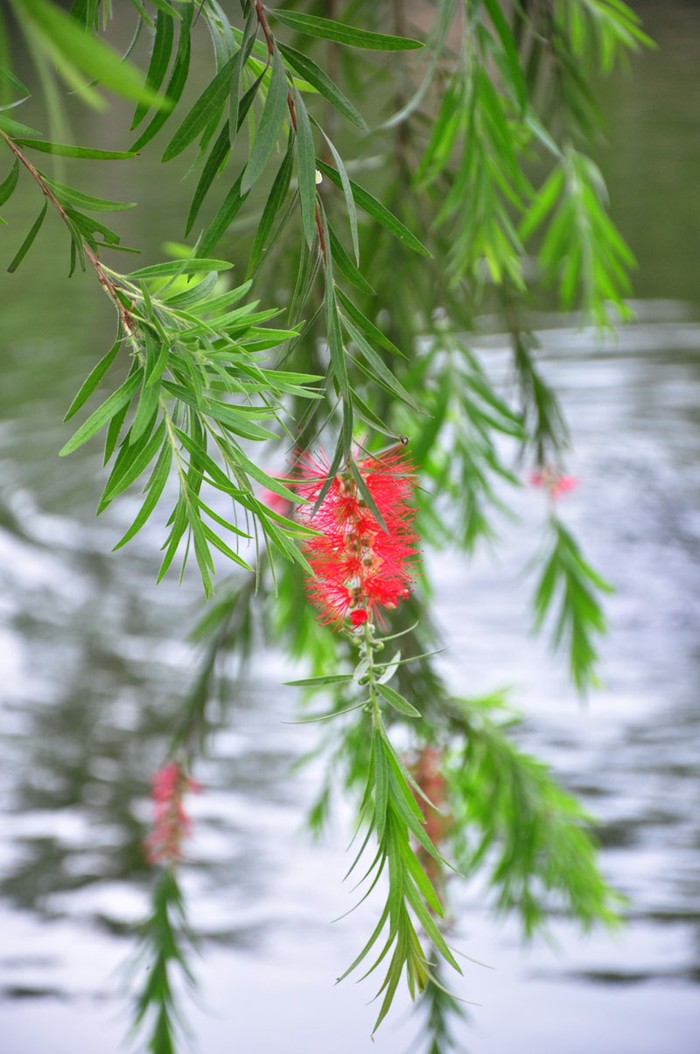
[1,1,652,1050]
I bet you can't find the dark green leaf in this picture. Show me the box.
[247,134,294,276]
[132,6,175,129]
[317,160,431,258]
[198,171,247,257]
[241,51,289,195]
[131,3,193,152]
[162,52,237,161]
[292,87,316,247]
[7,200,47,272]
[0,157,19,206]
[185,119,230,236]
[13,139,136,159]
[278,43,367,129]
[271,10,422,51]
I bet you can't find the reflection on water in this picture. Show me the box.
[1,306,700,1053]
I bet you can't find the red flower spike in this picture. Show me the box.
[296,450,418,627]
[144,761,200,867]
[530,466,578,502]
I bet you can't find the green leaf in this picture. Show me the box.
[241,51,289,195]
[64,337,121,421]
[128,258,233,279]
[0,157,19,206]
[185,119,230,236]
[59,368,143,456]
[7,200,47,272]
[317,160,431,258]
[284,673,354,687]
[247,134,294,276]
[16,0,169,108]
[198,170,247,257]
[335,288,404,357]
[132,6,175,129]
[327,227,374,294]
[271,10,423,51]
[99,419,165,510]
[318,131,359,263]
[112,441,172,550]
[12,139,136,159]
[278,43,367,129]
[292,87,317,247]
[376,682,421,718]
[131,2,193,152]
[162,52,236,161]
[229,4,258,142]
[44,176,136,212]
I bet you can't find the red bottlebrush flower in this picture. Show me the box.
[530,466,578,502]
[295,449,418,627]
[144,761,200,867]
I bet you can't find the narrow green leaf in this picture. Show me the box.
[292,86,316,247]
[7,200,47,272]
[327,227,374,294]
[185,119,230,236]
[229,5,258,142]
[132,6,175,129]
[99,419,165,509]
[343,317,422,413]
[241,51,288,194]
[44,176,136,212]
[284,673,354,687]
[13,139,135,159]
[247,134,294,276]
[271,10,423,51]
[128,258,233,279]
[59,368,143,456]
[131,2,193,152]
[198,170,247,257]
[0,157,19,206]
[318,131,359,263]
[162,52,236,161]
[376,682,421,718]
[64,338,121,421]
[335,288,404,357]
[112,441,172,550]
[317,160,431,258]
[278,43,367,129]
